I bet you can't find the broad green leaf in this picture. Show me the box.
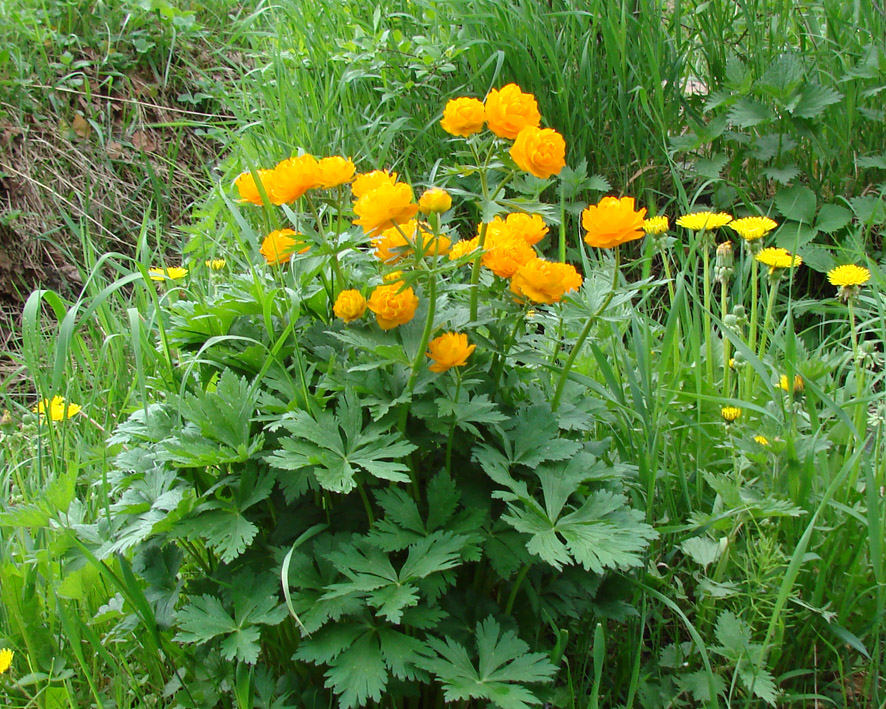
[850,195,886,225]
[758,54,804,99]
[815,204,852,233]
[774,185,816,224]
[323,634,387,709]
[436,392,507,437]
[789,84,842,119]
[727,98,773,128]
[762,165,800,185]
[680,536,723,569]
[177,505,258,563]
[676,670,726,704]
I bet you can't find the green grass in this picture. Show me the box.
[1,0,885,706]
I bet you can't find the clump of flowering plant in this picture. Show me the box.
[102,86,662,708]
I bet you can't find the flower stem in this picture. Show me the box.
[745,258,760,398]
[399,274,437,432]
[848,299,866,445]
[504,563,531,616]
[721,279,731,398]
[445,371,463,476]
[701,235,714,383]
[757,275,780,360]
[551,246,620,412]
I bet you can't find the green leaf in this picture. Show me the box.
[177,369,258,451]
[680,536,723,569]
[727,98,773,128]
[758,54,804,99]
[177,505,258,563]
[323,634,387,708]
[774,185,817,223]
[418,616,555,709]
[815,204,852,233]
[693,155,728,180]
[774,221,817,250]
[797,245,836,274]
[436,392,507,437]
[676,670,726,704]
[850,195,886,225]
[762,165,800,185]
[789,84,842,119]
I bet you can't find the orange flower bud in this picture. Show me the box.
[510,126,566,179]
[418,187,452,214]
[484,84,541,140]
[260,229,308,265]
[582,196,647,249]
[317,156,356,188]
[367,282,419,330]
[440,97,486,137]
[333,289,367,323]
[426,332,476,373]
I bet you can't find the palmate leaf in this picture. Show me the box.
[177,369,257,451]
[418,616,555,709]
[174,578,287,664]
[296,623,427,708]
[267,391,416,493]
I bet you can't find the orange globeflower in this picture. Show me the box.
[482,231,537,278]
[373,221,451,262]
[260,229,308,265]
[367,282,419,330]
[426,332,476,373]
[449,237,480,261]
[235,169,275,205]
[268,154,319,204]
[333,289,367,323]
[418,187,452,214]
[506,212,548,246]
[582,196,647,249]
[510,259,582,304]
[317,156,356,188]
[351,170,398,198]
[510,126,566,179]
[353,182,420,235]
[484,84,541,140]
[440,97,486,137]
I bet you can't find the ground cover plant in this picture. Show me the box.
[1,0,885,707]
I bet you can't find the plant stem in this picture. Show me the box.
[504,563,531,616]
[445,371,462,476]
[398,274,437,432]
[721,278,731,398]
[745,257,760,398]
[551,246,620,412]
[757,274,780,360]
[701,233,714,382]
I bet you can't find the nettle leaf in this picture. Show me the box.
[712,611,778,705]
[775,185,817,224]
[727,98,773,128]
[174,579,286,664]
[267,392,416,493]
[418,616,556,709]
[789,84,843,119]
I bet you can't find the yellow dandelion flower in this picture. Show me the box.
[205,259,226,270]
[779,374,804,394]
[642,216,669,235]
[0,648,13,674]
[720,406,742,423]
[827,264,870,288]
[729,216,777,241]
[754,435,770,446]
[676,211,733,231]
[148,266,188,281]
[33,396,82,422]
[755,247,802,272]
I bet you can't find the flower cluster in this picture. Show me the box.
[441,84,566,180]
[235,154,355,205]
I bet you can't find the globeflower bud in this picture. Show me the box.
[418,188,452,214]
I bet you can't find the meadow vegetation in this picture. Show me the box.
[1,0,885,707]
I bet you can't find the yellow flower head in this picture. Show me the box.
[372,220,451,263]
[484,84,541,140]
[506,212,548,246]
[426,332,477,373]
[582,196,647,249]
[367,282,419,330]
[418,187,452,214]
[149,266,188,281]
[720,406,742,423]
[440,97,486,137]
[0,648,13,674]
[510,126,566,179]
[316,156,356,188]
[779,374,804,394]
[642,216,669,235]
[351,170,399,198]
[353,181,419,235]
[449,237,480,261]
[33,395,82,422]
[676,211,733,231]
[827,264,870,288]
[268,154,319,204]
[260,229,308,266]
[205,258,226,270]
[481,230,537,279]
[729,216,777,241]
[755,247,802,272]
[333,289,367,323]
[234,169,274,205]
[510,259,583,304]
[754,435,770,446]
